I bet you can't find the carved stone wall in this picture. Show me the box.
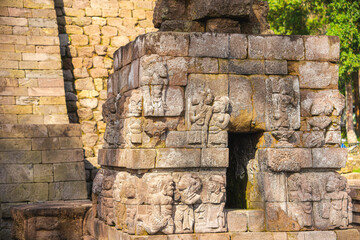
[94,32,351,237]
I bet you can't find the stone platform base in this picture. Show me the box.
[11,200,92,240]
[91,218,360,240]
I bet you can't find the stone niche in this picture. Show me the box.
[93,32,351,237]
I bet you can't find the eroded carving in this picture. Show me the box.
[208,96,230,147]
[174,174,202,233]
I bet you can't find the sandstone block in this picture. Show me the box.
[228,75,252,132]
[32,137,59,150]
[231,232,285,240]
[90,68,108,78]
[187,74,228,98]
[201,148,229,167]
[312,148,347,168]
[71,35,89,46]
[54,162,86,181]
[59,137,83,149]
[263,172,287,201]
[42,149,83,163]
[0,17,27,26]
[156,148,201,168]
[0,139,31,151]
[0,183,48,202]
[125,149,156,169]
[265,148,312,172]
[80,98,98,109]
[0,124,48,138]
[166,57,188,86]
[247,210,265,232]
[165,131,187,148]
[226,60,265,75]
[229,34,247,59]
[24,0,54,9]
[188,57,218,74]
[145,32,190,56]
[44,115,69,124]
[265,36,304,60]
[335,229,360,240]
[48,124,81,137]
[0,164,33,183]
[189,33,228,58]
[0,34,26,44]
[198,233,230,240]
[226,210,247,232]
[265,60,287,75]
[49,181,87,200]
[292,231,336,240]
[34,164,53,182]
[305,36,340,61]
[298,62,339,89]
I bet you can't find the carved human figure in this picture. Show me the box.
[103,95,119,146]
[188,89,214,145]
[272,78,298,130]
[208,96,230,147]
[322,176,349,229]
[140,176,175,234]
[287,174,313,229]
[174,174,202,233]
[207,175,226,229]
[150,85,166,116]
[128,118,142,145]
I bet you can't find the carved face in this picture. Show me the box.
[164,181,175,197]
[326,177,337,192]
[204,90,214,105]
[128,95,142,117]
[213,97,229,113]
[301,181,312,194]
[151,85,163,99]
[208,180,219,193]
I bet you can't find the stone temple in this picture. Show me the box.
[2,0,360,239]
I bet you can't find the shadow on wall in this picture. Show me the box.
[55,0,79,124]
[54,0,98,198]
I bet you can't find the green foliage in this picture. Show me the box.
[267,0,360,87]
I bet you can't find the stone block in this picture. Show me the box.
[263,172,287,201]
[266,148,312,172]
[251,75,267,131]
[292,231,336,240]
[189,32,229,58]
[54,162,86,181]
[335,229,360,240]
[49,181,87,200]
[187,74,228,98]
[305,36,340,61]
[247,210,265,232]
[0,164,33,183]
[265,60,287,75]
[144,32,190,56]
[298,62,339,89]
[201,148,229,167]
[248,35,265,59]
[0,139,31,151]
[59,137,83,149]
[48,124,81,137]
[32,137,59,150]
[231,232,285,240]
[228,75,252,132]
[156,148,201,168]
[34,164,53,182]
[24,0,54,9]
[312,148,347,168]
[265,36,304,60]
[167,57,188,86]
[229,34,247,59]
[165,131,187,148]
[0,183,48,202]
[226,210,247,232]
[125,149,156,169]
[226,60,265,75]
[198,233,230,240]
[0,150,41,164]
[188,57,218,74]
[325,131,341,145]
[42,149,83,163]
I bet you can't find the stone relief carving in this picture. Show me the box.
[208,96,230,147]
[127,91,143,117]
[103,95,122,147]
[195,175,226,232]
[141,55,169,116]
[138,175,175,234]
[174,174,202,233]
[286,173,352,230]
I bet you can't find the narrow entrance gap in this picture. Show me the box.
[226,132,262,209]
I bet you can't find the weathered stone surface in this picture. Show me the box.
[305,36,340,61]
[312,148,347,168]
[49,181,87,200]
[0,151,41,164]
[156,148,201,168]
[335,229,360,240]
[0,124,48,138]
[144,32,190,57]
[226,210,247,232]
[263,172,287,201]
[247,210,265,232]
[265,148,312,172]
[298,62,339,89]
[54,162,86,181]
[125,149,156,169]
[42,149,83,163]
[47,124,81,137]
[0,183,48,202]
[165,131,187,148]
[189,33,229,58]
[201,148,229,167]
[0,164,33,183]
[265,60,287,75]
[34,164,53,182]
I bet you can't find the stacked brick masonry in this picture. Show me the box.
[55,0,157,172]
[0,124,87,238]
[0,0,69,124]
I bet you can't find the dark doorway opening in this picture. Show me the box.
[226,132,262,209]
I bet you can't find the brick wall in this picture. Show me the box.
[55,0,157,169]
[0,0,68,124]
[0,124,88,238]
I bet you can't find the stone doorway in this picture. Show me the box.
[226,132,262,209]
